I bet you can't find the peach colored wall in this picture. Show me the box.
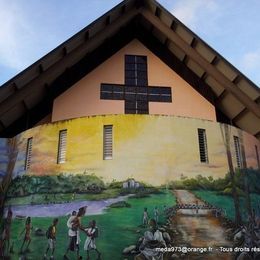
[52,39,216,122]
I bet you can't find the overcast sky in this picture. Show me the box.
[0,0,259,86]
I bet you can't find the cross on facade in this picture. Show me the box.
[100,55,172,114]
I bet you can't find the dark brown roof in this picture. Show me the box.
[0,0,259,139]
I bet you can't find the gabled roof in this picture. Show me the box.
[0,0,259,139]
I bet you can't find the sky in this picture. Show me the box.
[0,0,259,86]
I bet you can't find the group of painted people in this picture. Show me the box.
[138,208,168,260]
[143,206,167,227]
[63,206,101,260]
[0,206,101,260]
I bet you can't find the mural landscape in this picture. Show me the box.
[0,169,259,260]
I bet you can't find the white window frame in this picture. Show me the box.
[103,125,113,160]
[25,137,33,170]
[57,129,67,164]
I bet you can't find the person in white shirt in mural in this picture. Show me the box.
[83,220,101,260]
[64,210,77,259]
[136,218,166,260]
[63,207,87,260]
[143,208,149,227]
[153,207,159,224]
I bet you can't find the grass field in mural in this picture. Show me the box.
[194,190,260,221]
[6,191,175,260]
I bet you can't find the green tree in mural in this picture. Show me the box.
[0,137,18,220]
[7,174,105,197]
[220,124,242,227]
[238,130,254,221]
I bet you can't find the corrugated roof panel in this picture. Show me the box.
[186,58,205,78]
[14,66,40,90]
[167,41,185,61]
[204,76,225,96]
[236,111,260,135]
[140,16,153,31]
[195,41,215,63]
[160,9,174,27]
[215,60,238,82]
[146,0,157,14]
[175,24,193,45]
[24,86,46,109]
[41,50,64,72]
[219,94,245,118]
[65,36,85,54]
[237,78,260,100]
[0,85,15,103]
[0,103,26,127]
[89,18,106,38]
[152,27,166,44]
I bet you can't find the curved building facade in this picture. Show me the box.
[11,114,260,185]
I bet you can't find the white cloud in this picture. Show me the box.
[0,1,60,72]
[239,49,260,85]
[170,0,218,29]
[241,50,260,71]
[0,1,33,69]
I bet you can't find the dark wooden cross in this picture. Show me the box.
[100,55,172,114]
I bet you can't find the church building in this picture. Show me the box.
[0,0,260,259]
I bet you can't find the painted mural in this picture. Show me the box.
[0,115,260,259]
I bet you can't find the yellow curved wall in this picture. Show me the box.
[13,115,260,185]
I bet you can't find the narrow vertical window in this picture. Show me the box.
[198,128,208,163]
[57,129,67,164]
[103,125,113,160]
[234,136,242,168]
[25,137,33,170]
[255,145,260,169]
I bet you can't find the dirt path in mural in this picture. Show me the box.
[171,190,233,259]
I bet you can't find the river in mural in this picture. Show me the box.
[4,195,132,217]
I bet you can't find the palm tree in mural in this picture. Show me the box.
[220,124,242,227]
[0,137,18,220]
[238,130,254,221]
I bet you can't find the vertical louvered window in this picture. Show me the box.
[57,129,67,164]
[234,136,242,168]
[25,137,33,170]
[198,128,208,163]
[103,125,113,160]
[255,145,260,169]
